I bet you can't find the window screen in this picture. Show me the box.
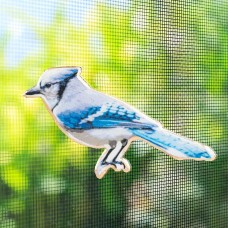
[0,0,226,227]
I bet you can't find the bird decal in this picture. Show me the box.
[24,67,216,179]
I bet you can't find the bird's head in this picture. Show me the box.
[24,66,89,110]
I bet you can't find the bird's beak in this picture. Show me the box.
[24,86,41,98]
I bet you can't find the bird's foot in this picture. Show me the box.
[95,158,131,179]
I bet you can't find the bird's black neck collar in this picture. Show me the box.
[51,75,75,111]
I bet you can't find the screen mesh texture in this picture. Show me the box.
[0,0,227,227]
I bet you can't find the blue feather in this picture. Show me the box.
[56,69,78,82]
[132,128,215,160]
[56,103,157,130]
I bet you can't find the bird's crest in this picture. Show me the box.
[39,66,81,85]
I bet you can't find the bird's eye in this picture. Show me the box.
[45,83,52,88]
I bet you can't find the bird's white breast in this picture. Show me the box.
[67,127,133,149]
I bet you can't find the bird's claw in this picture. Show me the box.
[95,158,131,179]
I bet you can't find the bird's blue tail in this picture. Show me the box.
[132,128,216,160]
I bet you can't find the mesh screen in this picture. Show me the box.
[0,0,227,227]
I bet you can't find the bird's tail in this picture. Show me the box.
[132,128,216,160]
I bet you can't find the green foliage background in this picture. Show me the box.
[0,1,227,227]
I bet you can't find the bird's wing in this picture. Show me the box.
[56,102,158,130]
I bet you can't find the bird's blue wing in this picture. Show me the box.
[56,102,156,130]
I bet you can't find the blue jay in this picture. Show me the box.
[24,67,216,179]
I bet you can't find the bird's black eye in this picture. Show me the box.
[45,83,52,88]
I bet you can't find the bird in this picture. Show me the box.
[24,66,216,179]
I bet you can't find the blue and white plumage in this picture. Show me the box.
[24,67,216,178]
